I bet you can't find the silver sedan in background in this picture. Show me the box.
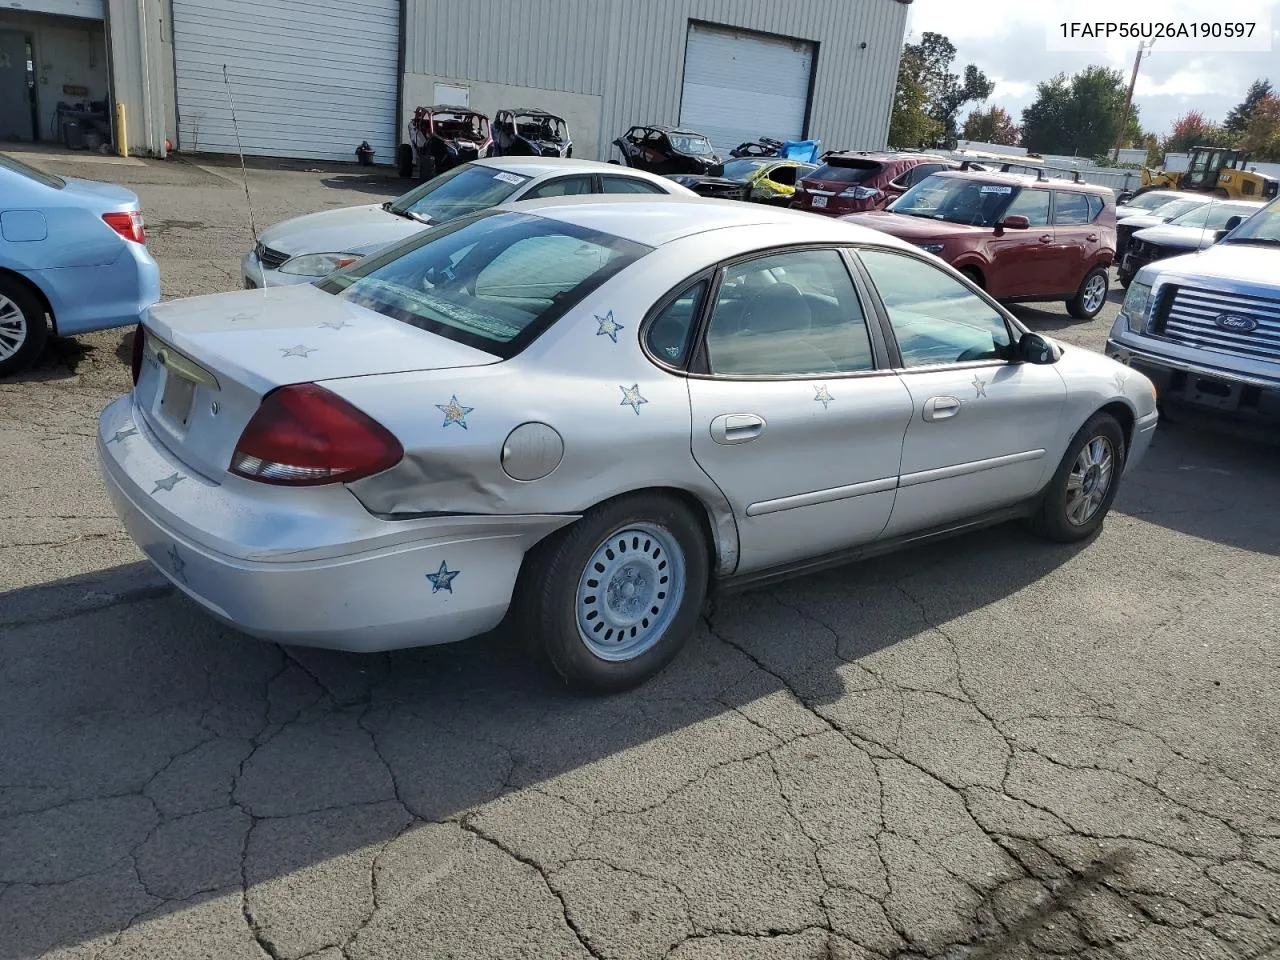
[240,156,696,288]
[104,197,1157,692]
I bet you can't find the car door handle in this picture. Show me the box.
[922,397,962,422]
[1039,234,1053,244]
[710,413,766,444]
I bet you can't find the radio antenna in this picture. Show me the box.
[221,64,259,242]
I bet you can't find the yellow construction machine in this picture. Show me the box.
[1134,145,1278,202]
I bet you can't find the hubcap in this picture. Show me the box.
[1065,436,1114,526]
[0,294,29,362]
[1082,274,1106,313]
[575,522,686,662]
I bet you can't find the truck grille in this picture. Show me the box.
[1162,287,1280,363]
[255,242,289,270]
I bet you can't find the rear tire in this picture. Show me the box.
[1067,267,1109,320]
[396,144,414,178]
[513,493,709,693]
[0,276,49,377]
[1117,269,1133,289]
[1031,412,1126,543]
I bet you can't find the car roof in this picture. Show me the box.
[507,107,562,118]
[645,125,707,136]
[470,156,675,179]
[427,105,483,114]
[493,195,919,249]
[821,151,947,163]
[929,169,1114,195]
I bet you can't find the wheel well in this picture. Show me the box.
[1099,401,1135,452]
[0,268,55,332]
[960,265,984,288]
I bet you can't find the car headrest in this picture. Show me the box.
[742,283,811,335]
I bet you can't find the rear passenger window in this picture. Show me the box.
[1053,192,1092,225]
[602,176,666,194]
[703,249,875,376]
[1003,189,1050,226]
[645,280,707,366]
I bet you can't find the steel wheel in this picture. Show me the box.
[1065,436,1114,526]
[575,522,686,662]
[1082,273,1107,314]
[0,294,28,362]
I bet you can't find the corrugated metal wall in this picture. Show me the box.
[405,0,908,159]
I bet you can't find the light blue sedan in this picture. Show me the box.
[0,153,160,376]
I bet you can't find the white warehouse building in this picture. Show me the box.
[1,0,912,164]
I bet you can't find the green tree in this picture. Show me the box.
[1019,66,1141,157]
[1240,95,1280,161]
[1224,78,1274,134]
[962,105,1019,145]
[887,32,992,148]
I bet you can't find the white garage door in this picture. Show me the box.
[679,23,814,155]
[171,0,399,162]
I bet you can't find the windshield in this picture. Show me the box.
[1147,198,1205,221]
[1124,192,1179,212]
[1221,196,1280,245]
[0,154,66,189]
[892,175,1019,227]
[670,134,713,155]
[389,163,530,223]
[808,161,882,184]
[316,211,650,357]
[515,114,566,141]
[721,159,770,182]
[1169,203,1261,230]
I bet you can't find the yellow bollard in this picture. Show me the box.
[115,103,129,158]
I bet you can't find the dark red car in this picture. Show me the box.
[842,169,1117,319]
[792,151,956,216]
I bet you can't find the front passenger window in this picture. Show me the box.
[858,249,1012,367]
[703,249,875,376]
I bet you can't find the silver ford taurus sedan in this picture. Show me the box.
[100,197,1158,692]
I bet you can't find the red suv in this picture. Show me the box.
[842,170,1117,319]
[791,151,956,216]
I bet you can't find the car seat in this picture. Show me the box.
[711,283,836,374]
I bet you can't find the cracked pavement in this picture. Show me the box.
[1,151,1279,960]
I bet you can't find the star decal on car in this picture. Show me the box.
[619,383,648,414]
[280,344,316,358]
[595,311,624,343]
[152,472,185,494]
[166,543,187,583]
[1114,370,1128,393]
[814,384,834,409]
[436,395,474,429]
[107,426,138,445]
[426,560,460,594]
[972,374,988,398]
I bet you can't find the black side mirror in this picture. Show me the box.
[1017,332,1060,364]
[1213,229,1229,242]
[1223,215,1243,232]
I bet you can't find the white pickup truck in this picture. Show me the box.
[1106,196,1279,425]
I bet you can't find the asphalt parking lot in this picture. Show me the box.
[2,150,1279,960]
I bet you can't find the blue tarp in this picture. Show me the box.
[777,139,821,164]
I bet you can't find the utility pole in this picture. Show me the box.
[1113,40,1153,164]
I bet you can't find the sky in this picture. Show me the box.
[905,0,1280,138]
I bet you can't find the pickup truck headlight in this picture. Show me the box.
[1118,281,1152,333]
[278,253,363,277]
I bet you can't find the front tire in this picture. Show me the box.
[1067,267,1109,320]
[1031,412,1125,543]
[514,493,709,693]
[0,277,49,377]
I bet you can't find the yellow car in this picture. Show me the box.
[667,157,818,206]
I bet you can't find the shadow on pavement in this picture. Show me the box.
[0,518,1083,957]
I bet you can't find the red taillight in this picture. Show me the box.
[103,211,146,244]
[130,325,145,384]
[230,384,403,486]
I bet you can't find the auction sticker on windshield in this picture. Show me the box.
[980,185,1013,194]
[493,172,526,185]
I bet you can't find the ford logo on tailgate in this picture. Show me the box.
[1214,313,1259,333]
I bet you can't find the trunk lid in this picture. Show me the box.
[133,284,499,483]
[62,176,140,211]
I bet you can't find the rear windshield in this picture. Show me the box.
[317,211,650,358]
[0,154,65,189]
[389,163,530,223]
[806,160,883,184]
[891,175,1019,227]
[1125,192,1179,212]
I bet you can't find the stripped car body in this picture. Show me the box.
[398,105,492,180]
[668,158,817,205]
[100,197,1156,691]
[614,125,723,176]
[491,108,572,158]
